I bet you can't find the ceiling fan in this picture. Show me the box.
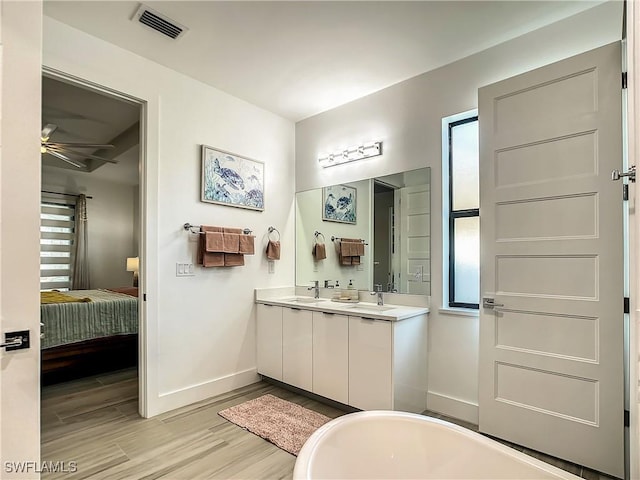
[40,123,118,168]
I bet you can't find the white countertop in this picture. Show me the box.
[256,296,429,321]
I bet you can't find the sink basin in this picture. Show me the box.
[348,305,396,312]
[282,297,322,304]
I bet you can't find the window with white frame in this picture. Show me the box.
[443,113,479,309]
[40,198,75,291]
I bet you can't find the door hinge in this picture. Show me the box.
[143,293,147,302]
[624,297,630,314]
[623,184,629,201]
[623,72,628,89]
[625,409,630,427]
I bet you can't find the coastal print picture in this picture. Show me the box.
[322,184,357,224]
[201,145,264,211]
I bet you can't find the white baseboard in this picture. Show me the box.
[150,368,260,416]
[427,391,479,425]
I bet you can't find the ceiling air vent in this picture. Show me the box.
[132,4,188,40]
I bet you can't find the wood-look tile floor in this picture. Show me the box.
[42,369,619,480]
[41,369,346,479]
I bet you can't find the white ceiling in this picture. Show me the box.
[41,76,141,186]
[43,0,607,122]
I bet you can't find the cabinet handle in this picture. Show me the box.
[362,317,376,321]
[290,307,301,311]
[323,312,335,316]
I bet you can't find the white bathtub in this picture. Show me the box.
[294,411,580,479]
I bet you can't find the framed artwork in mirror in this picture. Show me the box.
[322,184,356,224]
[201,145,264,211]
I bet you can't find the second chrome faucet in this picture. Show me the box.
[308,280,320,299]
[370,284,384,305]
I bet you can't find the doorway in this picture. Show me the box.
[373,181,396,292]
[39,70,146,433]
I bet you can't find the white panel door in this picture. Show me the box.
[1,1,43,476]
[400,185,431,295]
[479,42,623,477]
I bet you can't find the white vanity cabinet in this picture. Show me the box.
[255,296,428,413]
[312,311,349,404]
[282,307,313,391]
[256,304,283,381]
[349,313,428,412]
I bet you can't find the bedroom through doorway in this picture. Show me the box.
[39,73,145,436]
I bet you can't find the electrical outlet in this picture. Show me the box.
[176,262,195,277]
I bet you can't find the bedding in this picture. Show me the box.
[40,288,138,349]
[40,291,91,304]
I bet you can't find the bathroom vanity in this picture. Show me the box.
[255,293,429,413]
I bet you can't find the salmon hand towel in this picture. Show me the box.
[199,226,224,267]
[205,231,224,252]
[313,242,327,260]
[239,235,256,255]
[266,240,281,260]
[222,233,240,253]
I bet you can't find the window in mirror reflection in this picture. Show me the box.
[448,115,480,308]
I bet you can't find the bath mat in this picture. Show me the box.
[218,394,331,455]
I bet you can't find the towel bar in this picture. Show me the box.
[183,223,253,235]
[331,235,368,245]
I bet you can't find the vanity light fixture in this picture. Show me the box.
[318,141,382,168]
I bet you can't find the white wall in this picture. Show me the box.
[41,168,138,289]
[296,179,372,290]
[43,17,295,416]
[1,0,43,474]
[295,1,622,423]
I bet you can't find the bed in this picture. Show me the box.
[40,288,139,384]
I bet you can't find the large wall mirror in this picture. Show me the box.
[295,167,430,295]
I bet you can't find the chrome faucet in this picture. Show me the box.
[370,284,384,306]
[308,280,320,299]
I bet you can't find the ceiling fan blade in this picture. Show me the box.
[49,146,119,164]
[41,123,58,140]
[47,142,114,149]
[45,150,86,169]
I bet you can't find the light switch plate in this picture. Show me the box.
[176,262,195,276]
[268,260,275,274]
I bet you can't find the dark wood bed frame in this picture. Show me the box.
[41,334,138,385]
[41,287,139,385]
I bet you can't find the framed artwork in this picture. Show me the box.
[322,184,357,224]
[201,145,264,211]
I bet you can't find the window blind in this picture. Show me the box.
[40,200,75,291]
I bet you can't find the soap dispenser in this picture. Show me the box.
[331,280,341,301]
[347,279,357,301]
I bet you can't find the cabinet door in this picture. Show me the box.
[282,308,313,391]
[348,316,393,410]
[313,311,348,404]
[256,304,283,380]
